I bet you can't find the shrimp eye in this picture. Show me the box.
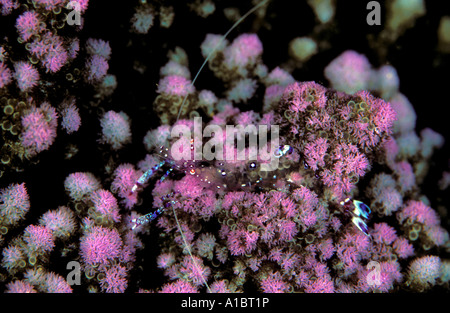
[274,150,283,158]
[274,145,292,158]
[286,145,293,154]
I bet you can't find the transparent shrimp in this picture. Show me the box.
[129,0,271,293]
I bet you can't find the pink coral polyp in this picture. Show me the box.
[157,75,194,97]
[80,226,122,266]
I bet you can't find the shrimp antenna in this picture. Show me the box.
[172,205,212,293]
[175,0,270,122]
[172,0,270,293]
